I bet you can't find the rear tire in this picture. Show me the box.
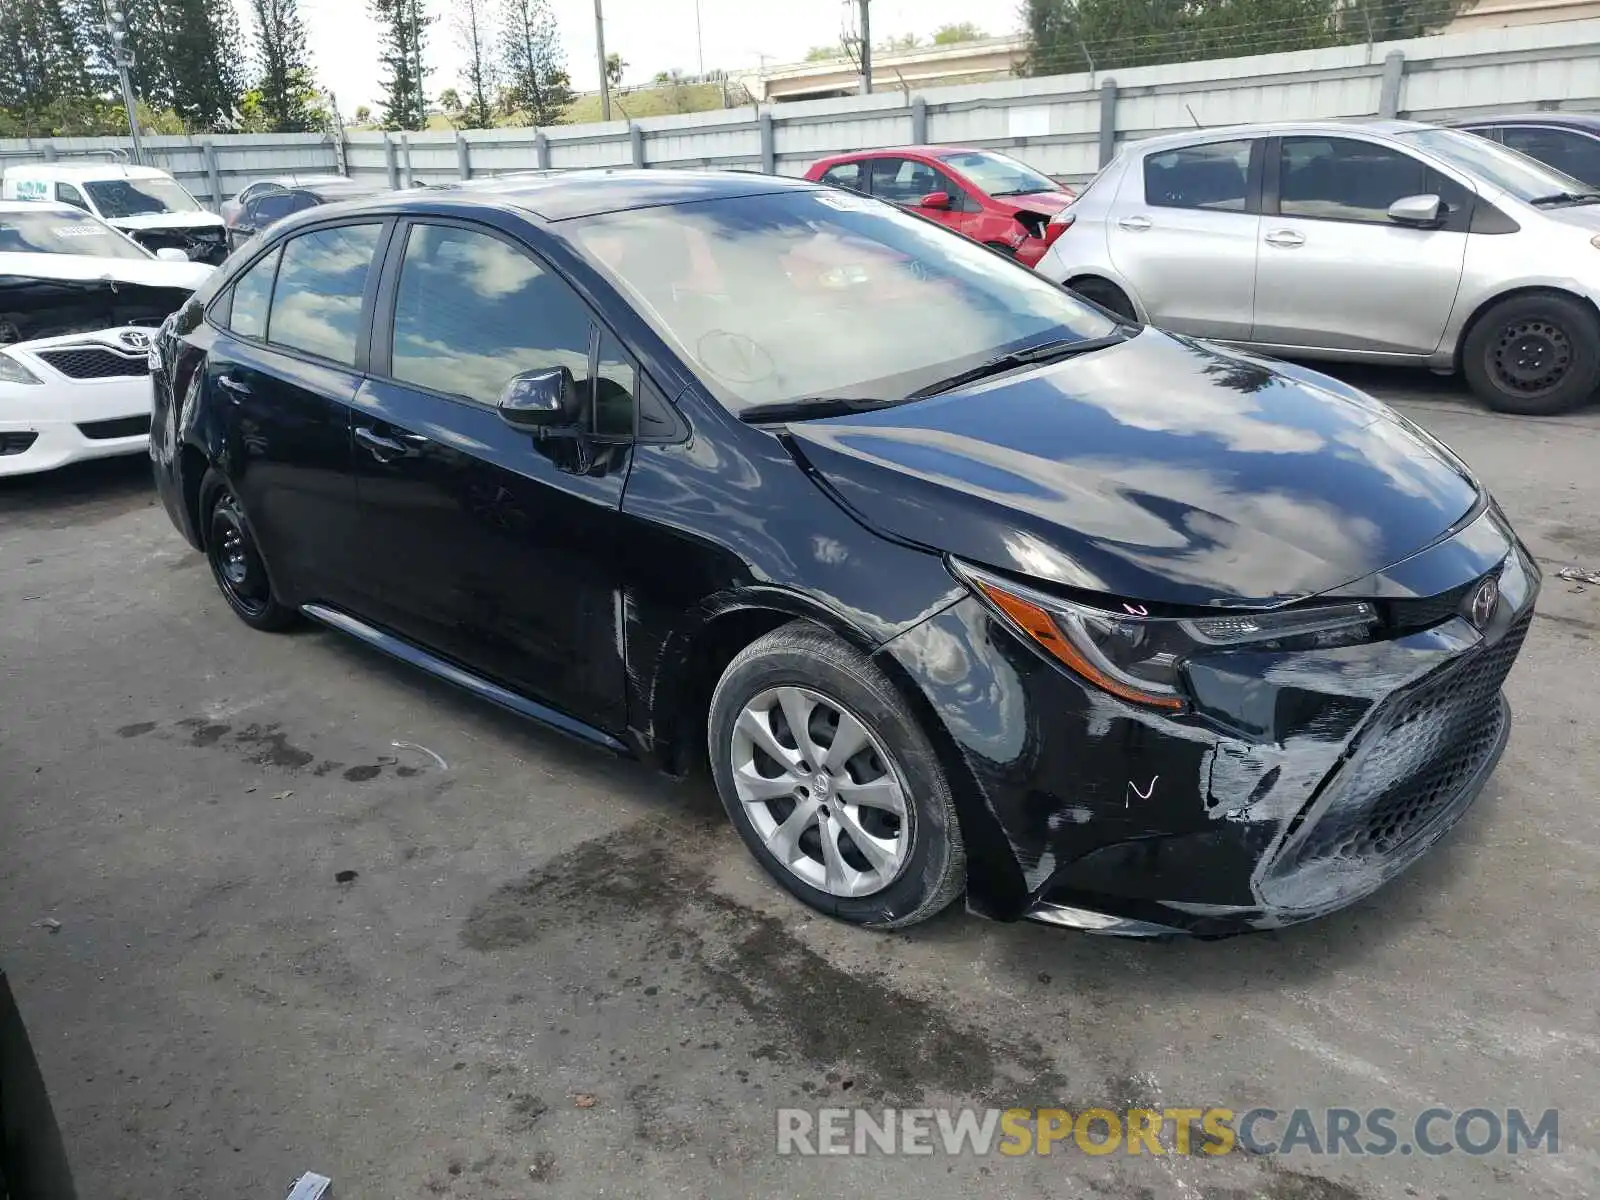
[1068,276,1138,323]
[708,621,965,929]
[200,469,296,632]
[1462,293,1600,415]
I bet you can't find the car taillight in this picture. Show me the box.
[1043,212,1074,246]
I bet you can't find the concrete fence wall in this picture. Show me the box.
[4,19,1600,210]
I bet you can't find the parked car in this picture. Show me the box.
[805,146,1075,265]
[1038,119,1600,414]
[219,172,349,228]
[0,201,213,477]
[2,163,228,264]
[151,169,1535,936]
[224,178,389,251]
[0,966,78,1199]
[1449,112,1600,187]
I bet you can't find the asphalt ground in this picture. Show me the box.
[3,367,1598,1200]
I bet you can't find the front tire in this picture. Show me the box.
[1068,276,1138,323]
[1462,293,1600,415]
[200,470,296,631]
[708,621,965,929]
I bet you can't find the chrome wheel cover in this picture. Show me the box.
[729,686,911,898]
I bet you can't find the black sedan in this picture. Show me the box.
[149,169,1537,935]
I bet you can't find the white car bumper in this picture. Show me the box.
[0,330,155,478]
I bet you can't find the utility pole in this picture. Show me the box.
[103,1,144,163]
[695,0,704,77]
[595,0,611,121]
[858,0,872,95]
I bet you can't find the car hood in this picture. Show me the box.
[0,252,214,290]
[990,190,1074,214]
[106,212,226,232]
[783,330,1481,608]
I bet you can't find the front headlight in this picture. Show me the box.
[0,352,42,385]
[953,559,1377,710]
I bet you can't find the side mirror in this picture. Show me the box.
[154,247,189,262]
[497,366,582,432]
[918,190,952,211]
[1387,193,1443,227]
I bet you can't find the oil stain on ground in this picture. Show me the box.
[461,821,1069,1108]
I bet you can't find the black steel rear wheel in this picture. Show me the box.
[201,470,296,631]
[1463,293,1600,415]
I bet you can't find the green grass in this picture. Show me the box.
[565,82,733,125]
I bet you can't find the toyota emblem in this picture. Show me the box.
[116,330,151,352]
[1468,576,1499,630]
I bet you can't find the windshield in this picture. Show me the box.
[939,149,1062,197]
[567,188,1117,412]
[83,176,203,218]
[1397,127,1591,201]
[0,210,150,259]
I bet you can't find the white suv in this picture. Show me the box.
[2,162,228,265]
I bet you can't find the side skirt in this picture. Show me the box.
[300,603,630,754]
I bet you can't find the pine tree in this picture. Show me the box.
[0,0,104,136]
[499,0,572,127]
[456,0,498,130]
[249,0,321,131]
[371,0,431,131]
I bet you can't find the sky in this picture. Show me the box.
[288,0,1016,116]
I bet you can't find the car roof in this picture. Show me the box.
[362,167,821,222]
[1448,111,1600,130]
[1123,118,1433,155]
[819,146,985,161]
[2,162,174,181]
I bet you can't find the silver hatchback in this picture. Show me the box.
[1035,119,1600,414]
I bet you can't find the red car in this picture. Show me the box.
[804,146,1075,266]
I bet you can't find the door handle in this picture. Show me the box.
[1265,229,1305,248]
[216,374,251,402]
[355,425,418,462]
[1118,215,1152,232]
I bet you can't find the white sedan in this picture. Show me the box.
[0,201,213,477]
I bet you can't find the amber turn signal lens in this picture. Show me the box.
[973,579,1185,711]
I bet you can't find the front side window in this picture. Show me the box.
[1500,127,1600,185]
[252,192,315,225]
[55,183,88,211]
[229,247,280,340]
[267,223,381,365]
[391,224,592,407]
[820,162,864,193]
[1144,140,1252,211]
[939,149,1060,198]
[1278,137,1438,223]
[594,330,636,437]
[82,176,203,218]
[0,210,148,259]
[869,158,942,205]
[567,188,1117,412]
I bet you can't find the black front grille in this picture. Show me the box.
[1282,611,1532,868]
[0,431,38,455]
[1385,578,1479,632]
[37,348,148,379]
[77,414,151,440]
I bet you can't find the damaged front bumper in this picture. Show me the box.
[878,507,1539,936]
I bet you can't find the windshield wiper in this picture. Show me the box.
[1528,190,1600,206]
[737,396,900,424]
[905,331,1133,401]
[988,188,1048,197]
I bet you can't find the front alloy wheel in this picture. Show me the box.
[729,685,912,898]
[709,621,965,928]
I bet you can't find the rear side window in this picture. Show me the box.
[266,223,381,365]
[56,183,88,210]
[228,247,280,340]
[1143,140,1252,211]
[821,162,864,192]
[390,223,592,407]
